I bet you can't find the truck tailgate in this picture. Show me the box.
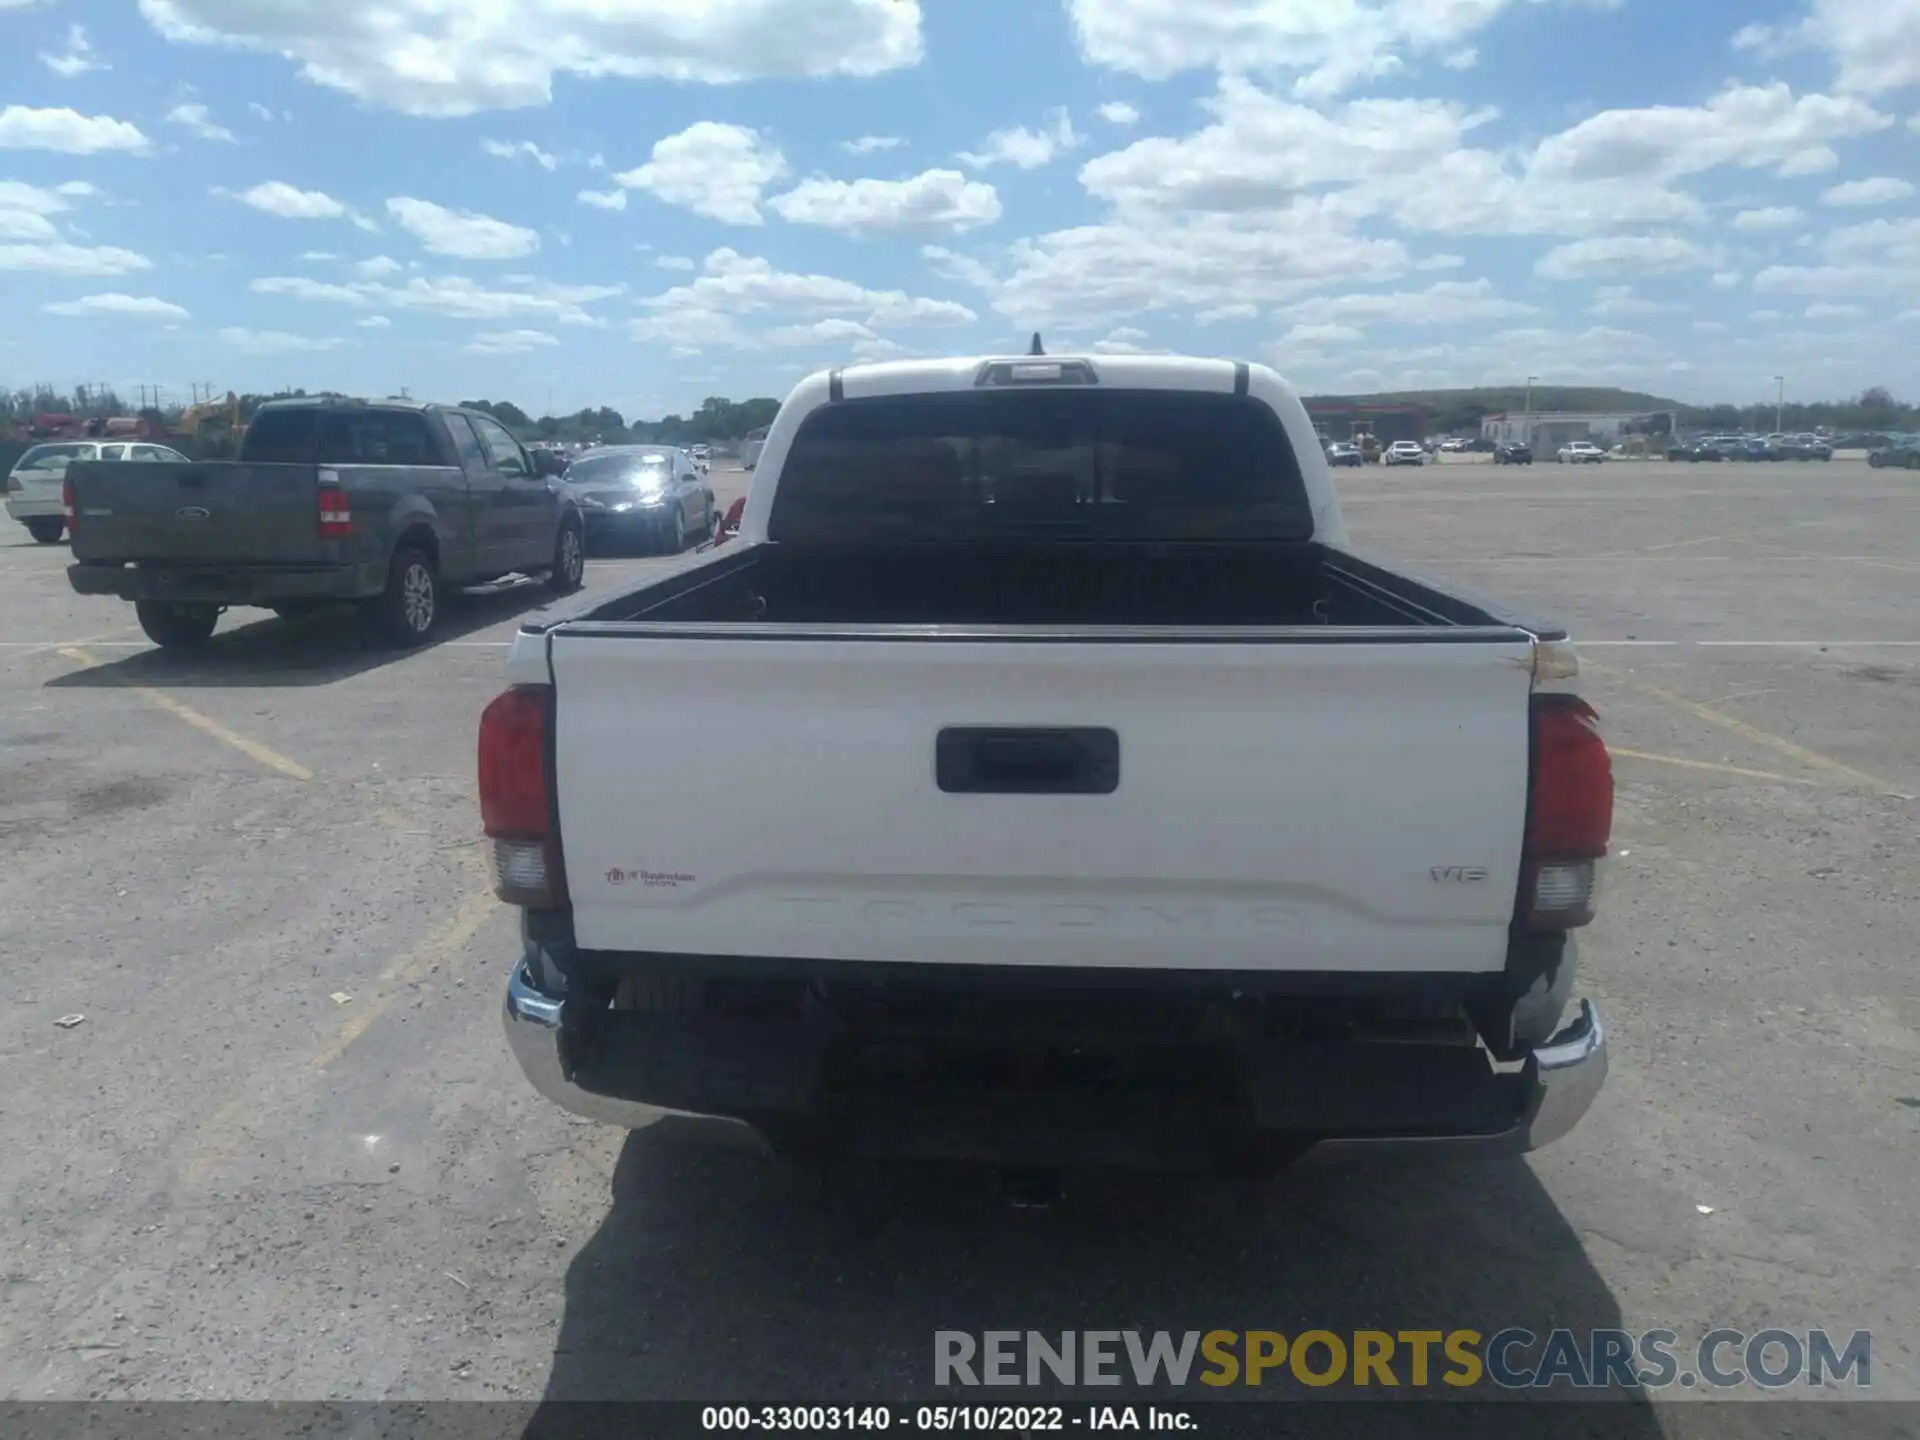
[548,633,1538,973]
[69,461,324,563]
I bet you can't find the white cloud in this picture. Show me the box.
[0,179,89,241]
[577,188,628,211]
[1804,302,1864,318]
[1097,101,1140,126]
[615,123,788,224]
[655,255,697,270]
[1090,326,1156,354]
[1732,205,1807,231]
[43,292,187,319]
[466,329,559,354]
[1064,0,1545,99]
[1194,302,1259,324]
[220,327,343,353]
[1279,322,1365,346]
[297,250,338,262]
[1821,176,1915,206]
[1277,278,1535,327]
[135,0,924,116]
[166,102,236,142]
[1712,270,1743,288]
[761,317,880,347]
[40,24,108,76]
[841,135,904,154]
[1535,236,1714,279]
[1528,83,1890,184]
[0,105,149,153]
[357,315,390,328]
[482,138,558,170]
[0,241,151,275]
[1068,77,1737,239]
[1692,320,1730,332]
[1591,285,1677,316]
[221,181,347,219]
[0,210,57,241]
[352,254,402,277]
[1732,0,1920,96]
[249,270,624,325]
[386,197,539,259]
[633,247,976,348]
[959,108,1080,169]
[768,169,1001,235]
[939,204,1416,330]
[248,101,274,121]
[1751,216,1920,296]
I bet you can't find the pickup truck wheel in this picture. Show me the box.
[367,546,439,648]
[24,517,65,544]
[135,600,219,649]
[546,519,585,595]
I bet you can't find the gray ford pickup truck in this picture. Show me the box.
[66,396,586,649]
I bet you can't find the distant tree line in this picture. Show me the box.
[6,383,1912,440]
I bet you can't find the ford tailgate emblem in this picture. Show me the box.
[175,505,211,521]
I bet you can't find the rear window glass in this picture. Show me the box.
[16,443,95,469]
[767,390,1314,544]
[241,408,438,465]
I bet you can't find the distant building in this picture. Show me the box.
[1303,401,1432,446]
[1481,410,1676,453]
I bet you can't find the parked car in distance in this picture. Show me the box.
[1557,441,1606,464]
[1493,442,1533,465]
[1325,441,1364,467]
[1439,438,1468,453]
[562,445,716,554]
[7,439,191,544]
[1868,441,1920,469]
[65,397,585,649]
[1383,440,1427,467]
[1666,441,1724,462]
[1784,433,1833,460]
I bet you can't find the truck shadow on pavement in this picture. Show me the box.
[43,579,559,690]
[525,1123,1664,1437]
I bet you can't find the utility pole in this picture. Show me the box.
[1523,374,1537,447]
[1773,375,1784,434]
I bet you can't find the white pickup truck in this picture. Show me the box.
[486,351,1612,1178]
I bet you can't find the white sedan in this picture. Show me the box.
[1557,441,1607,464]
[5,439,190,544]
[1383,441,1428,466]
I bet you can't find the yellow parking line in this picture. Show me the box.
[58,646,314,781]
[1591,662,1889,791]
[310,890,501,1070]
[1610,748,1825,786]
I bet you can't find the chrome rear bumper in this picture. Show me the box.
[504,962,1607,1161]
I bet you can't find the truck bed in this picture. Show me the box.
[527,539,1555,976]
[551,538,1552,634]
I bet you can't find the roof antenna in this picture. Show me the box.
[1028,332,1045,356]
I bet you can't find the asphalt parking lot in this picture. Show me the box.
[1,457,1916,1417]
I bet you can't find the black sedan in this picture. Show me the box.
[1667,442,1725,462]
[561,445,716,553]
[1492,442,1533,464]
[1325,442,1364,467]
[1868,442,1920,469]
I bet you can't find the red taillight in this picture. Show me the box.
[1520,695,1613,930]
[478,685,564,907]
[317,485,352,539]
[62,477,76,523]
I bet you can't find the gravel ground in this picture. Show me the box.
[0,458,1915,1422]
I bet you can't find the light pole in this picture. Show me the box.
[1773,375,1784,434]
[1523,374,1537,448]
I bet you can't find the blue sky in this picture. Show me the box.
[2,0,1916,420]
